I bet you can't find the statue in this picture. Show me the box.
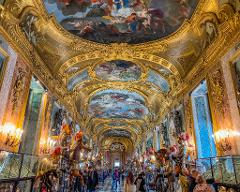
[52,109,63,136]
[201,20,218,50]
[70,131,91,168]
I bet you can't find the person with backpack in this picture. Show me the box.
[134,172,147,192]
[155,170,165,192]
[87,166,98,192]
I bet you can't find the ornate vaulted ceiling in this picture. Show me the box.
[1,0,239,148]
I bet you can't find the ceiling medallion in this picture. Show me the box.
[91,60,143,82]
[88,89,149,119]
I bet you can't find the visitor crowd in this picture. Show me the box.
[71,165,218,192]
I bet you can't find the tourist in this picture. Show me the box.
[83,170,88,192]
[111,169,119,191]
[134,172,146,192]
[189,169,200,192]
[87,166,98,192]
[73,170,84,192]
[124,171,136,192]
[193,175,215,192]
[179,168,190,192]
[154,170,165,192]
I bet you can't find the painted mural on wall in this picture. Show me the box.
[95,60,141,81]
[67,69,89,90]
[103,129,131,138]
[147,70,169,92]
[191,81,217,158]
[161,119,170,147]
[50,102,64,136]
[65,66,80,74]
[107,122,129,127]
[146,136,153,150]
[88,89,149,119]
[44,0,199,44]
[233,59,240,108]
[0,52,6,88]
[193,96,217,158]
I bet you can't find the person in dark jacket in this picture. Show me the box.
[134,172,146,192]
[188,169,199,192]
[87,166,98,192]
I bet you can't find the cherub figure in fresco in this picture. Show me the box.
[178,0,191,20]
[148,9,166,34]
[80,22,95,36]
[52,109,63,136]
[131,0,145,10]
[126,12,138,32]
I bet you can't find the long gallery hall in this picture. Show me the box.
[0,0,239,192]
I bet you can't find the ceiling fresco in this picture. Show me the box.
[2,0,237,144]
[43,0,199,44]
[88,89,149,119]
[65,66,80,74]
[107,122,129,127]
[103,129,132,138]
[147,70,170,92]
[95,60,141,81]
[67,69,90,90]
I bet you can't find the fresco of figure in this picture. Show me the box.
[201,20,218,50]
[44,0,199,43]
[52,108,64,136]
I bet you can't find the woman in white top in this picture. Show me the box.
[124,171,136,192]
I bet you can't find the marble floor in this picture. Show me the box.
[97,178,124,192]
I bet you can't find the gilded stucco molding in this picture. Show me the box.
[0,6,80,125]
[156,8,240,130]
[1,0,239,141]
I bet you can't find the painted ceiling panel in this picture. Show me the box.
[103,129,131,138]
[67,69,89,90]
[43,0,199,44]
[147,70,170,92]
[95,60,141,82]
[65,66,80,74]
[107,122,129,127]
[88,89,149,119]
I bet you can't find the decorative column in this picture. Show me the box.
[153,129,157,150]
[142,134,146,154]
[19,78,45,155]
[183,95,197,159]
[220,48,240,154]
[207,66,236,155]
[0,41,18,126]
[154,127,160,150]
[2,57,32,152]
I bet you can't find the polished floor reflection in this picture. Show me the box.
[97,177,124,192]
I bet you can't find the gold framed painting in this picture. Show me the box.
[0,47,8,91]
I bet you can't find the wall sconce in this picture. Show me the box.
[0,123,23,148]
[40,137,56,154]
[214,130,240,152]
